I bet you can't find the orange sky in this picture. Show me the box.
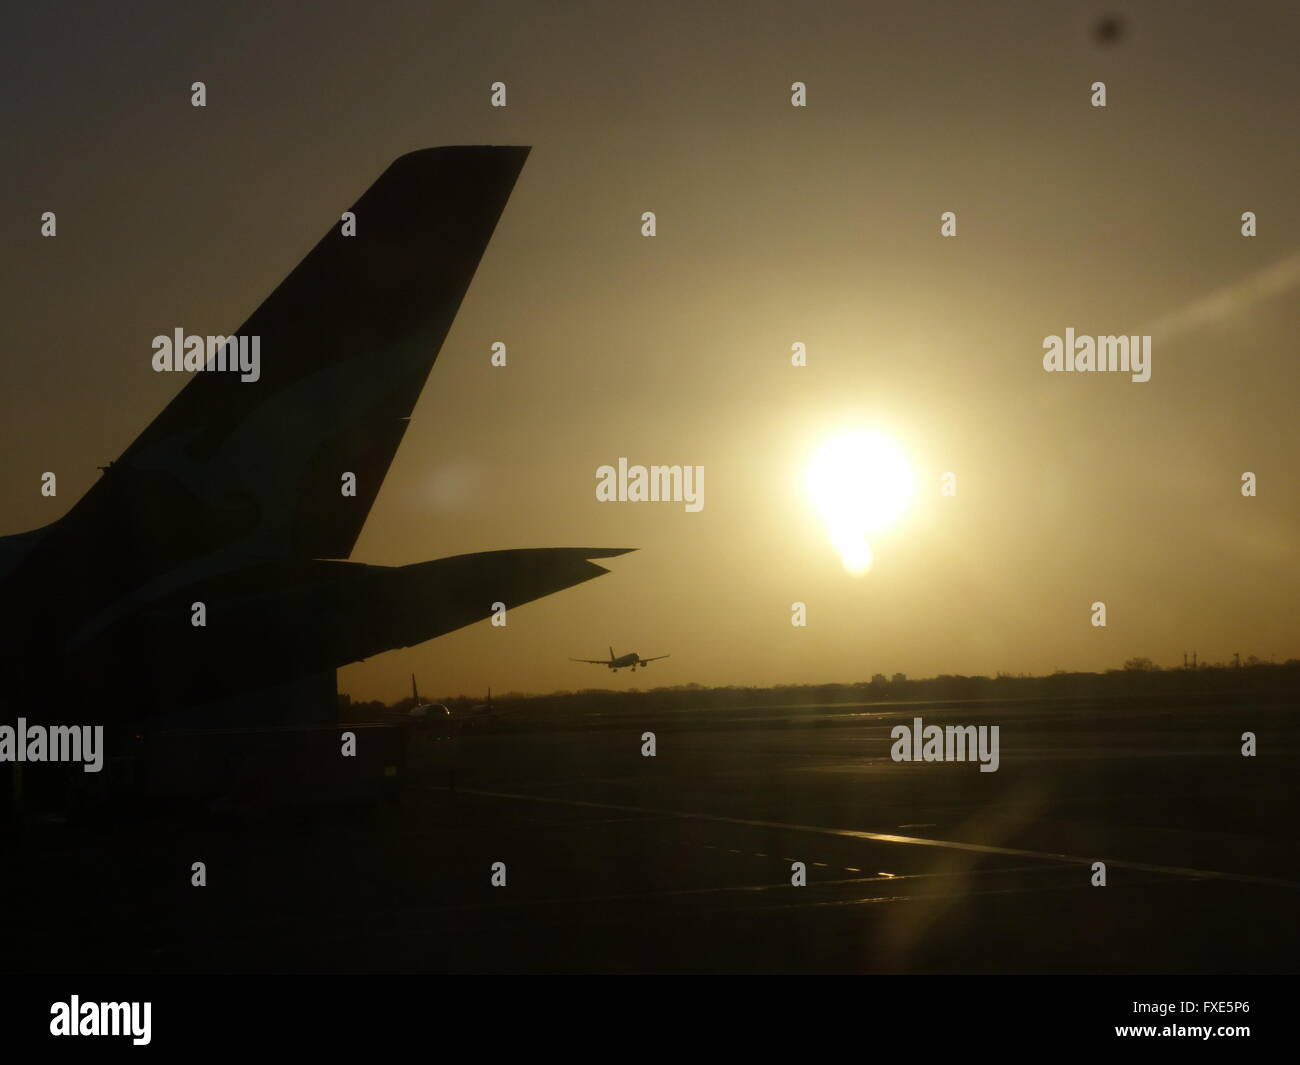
[2,1,1297,700]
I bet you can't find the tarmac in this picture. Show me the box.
[3,694,1296,973]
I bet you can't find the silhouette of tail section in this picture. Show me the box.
[0,146,643,728]
[50,146,531,588]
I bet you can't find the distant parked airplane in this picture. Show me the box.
[571,647,670,673]
[407,674,451,722]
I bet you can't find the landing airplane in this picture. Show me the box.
[571,647,670,673]
[0,146,632,730]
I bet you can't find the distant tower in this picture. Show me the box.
[1183,652,1188,669]
[1192,652,1198,669]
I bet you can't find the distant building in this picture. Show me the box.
[871,673,887,685]
[892,673,906,684]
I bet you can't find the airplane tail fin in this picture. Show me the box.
[412,673,419,704]
[64,146,531,580]
[609,646,615,663]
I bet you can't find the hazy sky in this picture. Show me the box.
[2,1,1297,701]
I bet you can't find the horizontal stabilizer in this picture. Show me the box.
[64,549,634,719]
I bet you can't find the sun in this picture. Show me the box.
[806,429,915,574]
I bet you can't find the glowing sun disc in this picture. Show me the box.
[807,430,915,573]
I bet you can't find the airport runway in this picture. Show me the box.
[3,696,1297,973]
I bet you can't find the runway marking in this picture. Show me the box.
[754,873,1188,915]
[394,865,1058,921]
[382,864,1116,931]
[436,786,1300,890]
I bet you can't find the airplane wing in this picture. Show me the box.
[640,655,670,662]
[570,658,612,664]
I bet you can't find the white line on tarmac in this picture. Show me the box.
[431,785,1300,889]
